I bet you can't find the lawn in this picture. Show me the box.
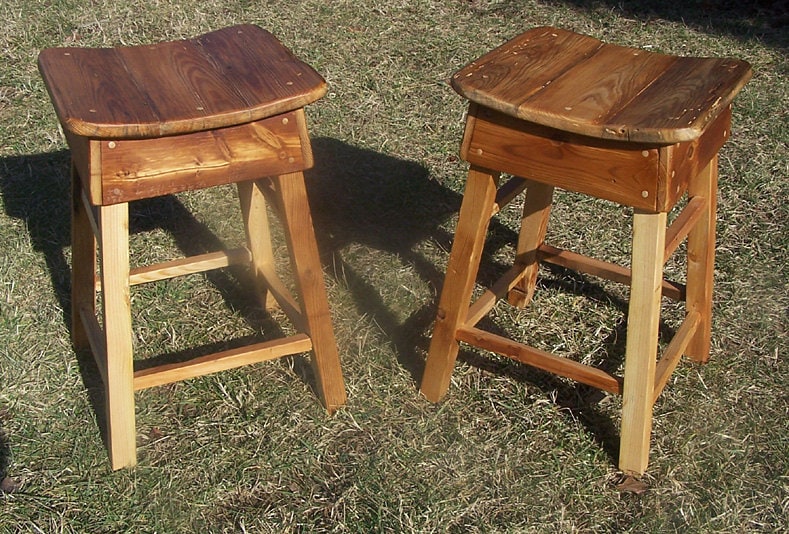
[1,0,787,532]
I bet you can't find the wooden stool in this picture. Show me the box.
[420,27,751,475]
[38,25,346,470]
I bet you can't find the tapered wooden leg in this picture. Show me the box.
[508,180,554,307]
[421,166,500,402]
[270,172,346,412]
[685,156,718,362]
[71,162,95,350]
[238,180,278,311]
[619,210,666,476]
[98,202,137,470]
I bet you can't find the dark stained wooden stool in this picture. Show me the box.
[420,27,752,475]
[38,25,346,470]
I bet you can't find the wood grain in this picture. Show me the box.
[47,25,346,470]
[463,105,661,210]
[657,106,730,211]
[537,244,685,302]
[70,163,96,351]
[508,180,553,307]
[653,311,700,403]
[97,111,307,204]
[453,27,602,113]
[38,25,327,138]
[619,210,666,475]
[451,26,752,143]
[425,26,751,477]
[97,202,137,470]
[133,335,314,391]
[271,171,347,412]
[420,167,500,403]
[685,157,718,362]
[457,325,622,394]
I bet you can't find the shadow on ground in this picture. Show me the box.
[304,138,685,461]
[0,150,291,446]
[0,420,10,480]
[518,0,788,52]
[0,138,681,466]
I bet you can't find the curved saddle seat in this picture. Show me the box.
[422,26,752,477]
[451,26,751,143]
[38,25,345,470]
[38,24,327,139]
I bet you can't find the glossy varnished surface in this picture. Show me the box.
[452,26,752,143]
[38,25,327,139]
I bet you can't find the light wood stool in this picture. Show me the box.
[420,27,751,475]
[38,25,346,470]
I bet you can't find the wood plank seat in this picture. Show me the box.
[38,25,346,470]
[420,27,752,476]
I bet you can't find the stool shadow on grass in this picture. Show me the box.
[306,138,681,462]
[306,138,538,382]
[305,138,464,381]
[0,151,292,445]
[1,145,680,466]
[484,1,788,53]
[0,420,10,481]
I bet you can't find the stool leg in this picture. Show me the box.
[98,202,137,469]
[421,166,500,402]
[270,171,346,412]
[238,180,278,311]
[71,162,95,351]
[619,210,666,476]
[685,156,718,362]
[508,180,554,307]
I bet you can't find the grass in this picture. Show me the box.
[1,0,787,531]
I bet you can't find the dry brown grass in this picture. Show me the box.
[1,0,786,531]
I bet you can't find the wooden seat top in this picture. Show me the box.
[38,25,327,139]
[451,27,752,144]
